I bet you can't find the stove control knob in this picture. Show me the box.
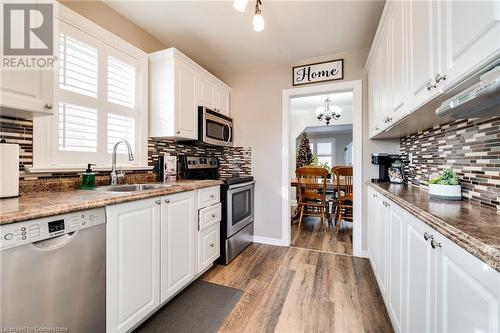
[4,233,13,240]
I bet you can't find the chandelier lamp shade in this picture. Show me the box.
[233,0,264,32]
[315,96,342,125]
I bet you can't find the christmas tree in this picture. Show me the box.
[296,132,313,169]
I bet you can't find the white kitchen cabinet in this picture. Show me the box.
[198,223,220,274]
[435,232,500,333]
[439,1,500,89]
[149,48,198,140]
[367,188,500,333]
[0,70,54,118]
[367,1,500,139]
[106,198,161,333]
[198,73,217,109]
[160,190,197,302]
[403,212,435,333]
[215,84,230,116]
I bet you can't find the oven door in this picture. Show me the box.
[202,109,233,146]
[226,181,254,237]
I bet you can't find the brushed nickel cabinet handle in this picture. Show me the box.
[210,194,215,199]
[164,199,170,203]
[44,103,53,109]
[209,243,214,247]
[211,214,216,218]
[435,73,446,83]
[431,239,441,249]
[155,199,161,205]
[424,232,433,241]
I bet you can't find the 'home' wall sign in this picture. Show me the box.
[292,59,343,86]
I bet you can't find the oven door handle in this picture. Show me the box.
[228,181,255,191]
[223,123,232,145]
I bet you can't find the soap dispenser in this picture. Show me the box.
[81,164,96,190]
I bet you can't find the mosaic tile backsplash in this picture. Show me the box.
[400,117,500,209]
[0,116,251,193]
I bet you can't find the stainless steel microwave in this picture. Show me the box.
[198,106,233,147]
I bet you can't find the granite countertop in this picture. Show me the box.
[368,182,500,272]
[0,179,223,225]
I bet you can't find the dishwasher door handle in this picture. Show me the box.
[31,231,78,251]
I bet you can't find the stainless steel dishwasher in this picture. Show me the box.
[0,207,106,332]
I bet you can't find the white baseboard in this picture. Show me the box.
[354,249,369,258]
[253,235,288,246]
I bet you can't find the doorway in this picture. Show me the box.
[281,80,363,256]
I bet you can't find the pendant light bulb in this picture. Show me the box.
[253,10,264,31]
[233,0,248,12]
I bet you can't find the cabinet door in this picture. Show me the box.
[408,0,441,109]
[216,86,230,116]
[435,233,500,333]
[376,197,389,297]
[160,190,196,302]
[404,214,434,333]
[198,74,216,109]
[440,1,500,88]
[1,70,53,116]
[367,190,379,266]
[175,59,198,139]
[198,223,220,274]
[387,201,405,333]
[106,198,160,333]
[389,1,408,121]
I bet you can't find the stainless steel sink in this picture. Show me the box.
[97,184,175,192]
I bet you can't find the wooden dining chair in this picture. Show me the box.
[295,166,329,231]
[329,165,347,225]
[332,166,353,233]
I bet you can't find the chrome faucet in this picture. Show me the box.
[110,140,134,186]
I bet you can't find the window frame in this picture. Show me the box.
[32,3,149,172]
[310,138,336,167]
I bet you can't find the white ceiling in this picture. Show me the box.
[290,91,353,114]
[104,0,384,75]
[304,124,353,135]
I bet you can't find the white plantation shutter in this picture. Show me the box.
[58,103,98,152]
[35,18,147,169]
[59,33,98,98]
[107,113,135,154]
[107,56,136,108]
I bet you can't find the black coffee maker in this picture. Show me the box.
[371,153,401,182]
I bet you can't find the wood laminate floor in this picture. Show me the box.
[202,243,393,333]
[291,215,353,255]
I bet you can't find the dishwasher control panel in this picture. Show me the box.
[0,207,105,250]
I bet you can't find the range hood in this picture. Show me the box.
[436,66,500,119]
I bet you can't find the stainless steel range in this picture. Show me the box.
[178,155,255,264]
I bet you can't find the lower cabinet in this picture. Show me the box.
[160,191,196,302]
[367,187,500,333]
[106,198,161,333]
[198,223,220,274]
[106,188,221,333]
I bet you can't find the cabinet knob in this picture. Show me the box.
[426,80,437,91]
[211,213,216,218]
[165,199,170,203]
[44,103,53,109]
[155,199,161,205]
[430,239,441,249]
[176,130,181,134]
[435,73,446,83]
[210,194,215,199]
[209,243,214,248]
[424,232,433,241]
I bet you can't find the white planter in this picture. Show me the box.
[428,184,462,201]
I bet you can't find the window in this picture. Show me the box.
[33,6,148,170]
[310,139,335,167]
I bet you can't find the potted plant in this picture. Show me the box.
[311,155,331,178]
[428,169,462,200]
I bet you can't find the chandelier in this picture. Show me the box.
[233,0,264,32]
[315,96,342,125]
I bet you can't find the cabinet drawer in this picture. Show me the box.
[199,203,221,231]
[197,186,220,209]
[198,223,220,274]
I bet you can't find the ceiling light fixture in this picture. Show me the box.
[253,0,264,32]
[315,96,342,125]
[233,0,248,12]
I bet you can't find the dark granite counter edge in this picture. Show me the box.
[367,182,500,273]
[0,180,223,225]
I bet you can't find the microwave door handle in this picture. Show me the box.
[223,123,231,145]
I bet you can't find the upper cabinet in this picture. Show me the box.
[149,48,231,139]
[367,0,500,139]
[1,68,54,119]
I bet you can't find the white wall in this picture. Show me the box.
[221,48,399,246]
